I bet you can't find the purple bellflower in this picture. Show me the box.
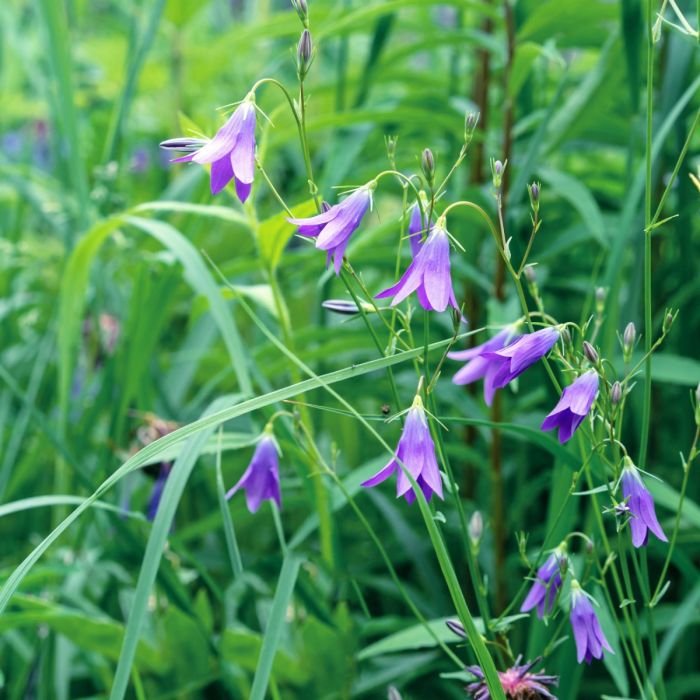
[541,370,599,444]
[448,324,521,406]
[569,582,613,664]
[376,220,458,312]
[168,96,256,202]
[288,185,373,274]
[362,395,443,504]
[620,457,667,548]
[482,327,560,399]
[406,194,432,257]
[520,543,567,619]
[226,433,281,513]
[465,656,559,700]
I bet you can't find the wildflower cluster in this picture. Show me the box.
[155,3,686,696]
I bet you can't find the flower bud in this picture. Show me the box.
[291,0,308,23]
[595,287,606,315]
[469,511,483,544]
[561,327,572,347]
[528,182,540,213]
[663,312,674,334]
[387,687,402,700]
[297,29,313,77]
[464,112,478,142]
[159,137,207,152]
[524,264,537,285]
[385,135,398,161]
[421,148,435,186]
[322,299,359,316]
[583,341,599,366]
[611,381,622,405]
[623,322,636,363]
[491,158,506,189]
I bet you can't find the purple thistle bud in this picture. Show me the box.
[448,324,521,406]
[376,222,458,313]
[569,583,613,664]
[465,655,559,699]
[583,340,599,366]
[169,98,256,202]
[226,434,282,513]
[520,544,566,618]
[288,185,372,274]
[620,458,667,547]
[482,327,560,400]
[541,370,599,444]
[362,396,443,504]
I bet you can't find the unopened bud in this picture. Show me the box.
[528,182,540,213]
[524,265,537,284]
[159,137,207,153]
[387,687,402,700]
[297,29,313,76]
[611,381,622,405]
[291,0,308,23]
[385,135,398,161]
[595,287,606,315]
[561,327,572,346]
[583,341,599,365]
[322,299,360,316]
[491,158,505,189]
[663,312,674,334]
[464,112,478,142]
[623,322,636,363]
[469,511,483,544]
[421,148,435,185]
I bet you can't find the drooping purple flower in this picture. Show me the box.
[287,186,372,274]
[166,97,256,202]
[226,434,281,513]
[620,458,667,548]
[406,199,432,257]
[520,544,567,619]
[376,222,458,312]
[541,370,599,444]
[482,327,560,398]
[464,655,559,700]
[362,396,443,504]
[569,584,613,664]
[448,324,521,406]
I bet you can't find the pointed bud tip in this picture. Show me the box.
[583,341,599,365]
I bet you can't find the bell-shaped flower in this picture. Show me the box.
[569,582,613,664]
[167,97,256,202]
[520,543,567,619]
[541,370,599,443]
[482,327,560,399]
[362,396,443,503]
[620,457,667,547]
[449,324,521,406]
[226,433,281,513]
[288,186,372,274]
[376,221,458,312]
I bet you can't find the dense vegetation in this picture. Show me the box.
[1,1,699,698]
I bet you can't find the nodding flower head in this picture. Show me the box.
[520,543,567,619]
[287,185,372,274]
[541,370,599,444]
[376,221,458,313]
[448,324,521,406]
[361,395,443,504]
[406,195,431,257]
[482,327,560,400]
[569,582,613,664]
[226,434,281,513]
[166,97,256,202]
[620,458,667,548]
